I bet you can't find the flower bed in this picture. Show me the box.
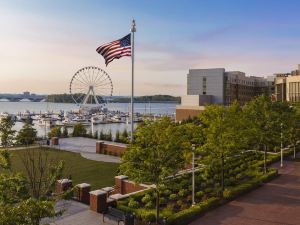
[116,151,279,224]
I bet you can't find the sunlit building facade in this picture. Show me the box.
[275,65,300,102]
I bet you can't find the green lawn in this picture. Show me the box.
[10,147,119,189]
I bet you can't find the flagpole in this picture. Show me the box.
[130,19,136,142]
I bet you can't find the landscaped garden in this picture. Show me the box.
[117,95,300,224]
[117,151,279,224]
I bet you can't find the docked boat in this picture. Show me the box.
[16,110,32,122]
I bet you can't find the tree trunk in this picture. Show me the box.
[221,154,224,193]
[264,145,267,174]
[156,189,160,225]
[294,144,296,159]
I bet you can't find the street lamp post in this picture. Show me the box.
[281,122,283,168]
[192,144,196,206]
[91,116,94,136]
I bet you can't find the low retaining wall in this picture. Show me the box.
[96,141,126,156]
[114,175,149,195]
[55,175,151,214]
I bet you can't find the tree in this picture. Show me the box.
[106,130,112,141]
[19,147,65,199]
[72,123,86,137]
[120,117,186,224]
[0,149,61,225]
[93,130,98,139]
[99,130,105,140]
[199,101,248,192]
[243,95,278,174]
[287,106,300,159]
[120,129,129,143]
[177,122,204,164]
[48,126,62,139]
[16,119,37,146]
[0,116,16,147]
[62,126,69,138]
[115,130,121,142]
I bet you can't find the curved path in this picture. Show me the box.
[189,155,300,225]
[50,137,121,163]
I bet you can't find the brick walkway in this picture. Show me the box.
[189,158,300,225]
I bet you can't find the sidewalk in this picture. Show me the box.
[49,137,121,163]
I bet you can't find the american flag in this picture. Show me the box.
[96,34,131,66]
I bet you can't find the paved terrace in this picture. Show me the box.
[45,200,108,225]
[190,156,300,225]
[52,137,123,163]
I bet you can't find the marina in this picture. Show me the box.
[0,101,177,138]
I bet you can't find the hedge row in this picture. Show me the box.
[166,169,278,225]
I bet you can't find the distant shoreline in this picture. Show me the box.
[45,94,181,104]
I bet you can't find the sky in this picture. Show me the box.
[0,0,300,96]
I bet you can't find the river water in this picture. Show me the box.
[0,102,177,138]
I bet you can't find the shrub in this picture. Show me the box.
[186,195,192,202]
[128,199,139,209]
[204,187,213,194]
[169,194,177,201]
[48,126,61,138]
[195,191,204,199]
[145,201,154,209]
[166,197,220,225]
[236,173,244,180]
[141,194,152,204]
[178,189,188,197]
[176,200,183,206]
[72,123,87,137]
[164,189,172,196]
[160,197,167,205]
[139,210,156,222]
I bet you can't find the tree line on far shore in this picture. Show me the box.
[46,94,180,103]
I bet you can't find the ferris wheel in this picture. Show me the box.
[69,66,113,106]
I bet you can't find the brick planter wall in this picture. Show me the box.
[114,175,147,195]
[76,183,91,204]
[96,141,104,153]
[52,137,59,145]
[96,142,126,156]
[89,190,108,213]
[56,179,72,194]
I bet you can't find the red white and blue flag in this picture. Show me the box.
[96,34,131,66]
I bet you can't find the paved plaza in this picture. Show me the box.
[190,158,300,225]
[46,200,117,225]
[52,137,121,163]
